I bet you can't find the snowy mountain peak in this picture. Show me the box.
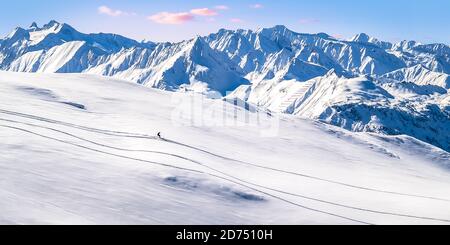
[348,33,393,49]
[4,27,27,40]
[29,22,39,30]
[258,25,295,39]
[43,20,61,29]
[393,40,418,51]
[316,32,333,39]
[24,21,80,47]
[190,35,206,46]
[350,33,370,43]
[269,25,290,32]
[186,36,212,56]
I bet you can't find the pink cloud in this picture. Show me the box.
[98,6,125,17]
[299,18,320,24]
[250,4,264,9]
[148,12,194,25]
[215,5,230,10]
[190,8,218,16]
[230,18,244,23]
[332,34,344,39]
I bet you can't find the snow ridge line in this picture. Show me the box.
[0,124,373,225]
[2,118,450,223]
[1,108,449,203]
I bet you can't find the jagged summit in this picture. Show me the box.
[29,22,39,29]
[4,27,26,39]
[266,25,291,32]
[316,32,332,39]
[27,20,69,32]
[190,35,205,45]
[393,40,418,50]
[45,20,59,26]
[350,33,371,43]
[258,25,299,39]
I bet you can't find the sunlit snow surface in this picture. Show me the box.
[0,71,449,225]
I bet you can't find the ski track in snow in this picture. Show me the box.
[0,109,448,203]
[0,124,374,225]
[1,114,450,224]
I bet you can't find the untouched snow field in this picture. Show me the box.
[0,71,449,225]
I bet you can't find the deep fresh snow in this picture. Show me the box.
[0,71,449,225]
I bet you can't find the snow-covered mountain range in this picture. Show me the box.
[1,21,449,151]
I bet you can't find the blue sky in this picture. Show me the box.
[1,0,449,44]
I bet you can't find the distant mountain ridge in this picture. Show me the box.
[1,21,449,92]
[1,21,449,152]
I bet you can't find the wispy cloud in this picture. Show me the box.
[148,6,223,25]
[190,8,218,16]
[332,34,344,39]
[148,12,194,25]
[230,18,244,23]
[98,5,133,17]
[215,5,230,10]
[250,4,264,9]
[299,18,320,24]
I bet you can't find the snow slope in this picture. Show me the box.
[382,64,450,89]
[229,70,450,152]
[0,71,449,225]
[1,21,449,152]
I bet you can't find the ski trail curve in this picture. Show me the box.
[1,109,449,203]
[1,121,450,223]
[0,124,374,225]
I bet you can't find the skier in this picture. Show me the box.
[157,132,162,139]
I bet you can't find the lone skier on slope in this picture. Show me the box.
[157,132,162,139]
